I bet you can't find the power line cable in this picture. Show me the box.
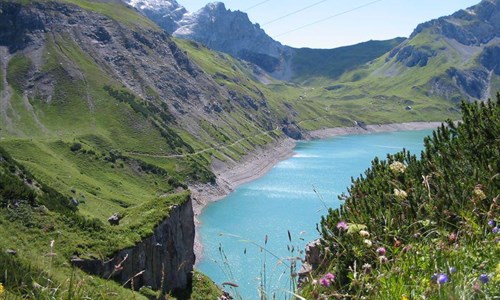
[262,0,331,26]
[243,0,272,12]
[274,0,384,38]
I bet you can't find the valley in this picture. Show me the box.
[0,0,498,299]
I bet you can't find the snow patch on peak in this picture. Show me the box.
[126,0,181,11]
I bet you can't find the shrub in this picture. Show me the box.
[300,95,500,298]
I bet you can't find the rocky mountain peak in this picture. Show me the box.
[173,1,292,77]
[125,0,187,33]
[411,0,500,45]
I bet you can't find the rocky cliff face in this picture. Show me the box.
[411,0,500,46]
[381,0,500,102]
[73,198,195,293]
[173,2,293,79]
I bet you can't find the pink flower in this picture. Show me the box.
[324,273,335,281]
[336,221,348,231]
[319,272,336,288]
[319,277,331,287]
[376,247,386,256]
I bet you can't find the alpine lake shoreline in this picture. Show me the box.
[189,121,444,265]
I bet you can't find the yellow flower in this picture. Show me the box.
[0,282,5,296]
[401,295,409,300]
[494,263,500,283]
[472,188,486,201]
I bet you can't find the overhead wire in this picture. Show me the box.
[262,0,331,26]
[243,0,272,12]
[273,0,384,38]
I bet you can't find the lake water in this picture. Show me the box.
[198,130,432,299]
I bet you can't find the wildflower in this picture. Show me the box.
[319,277,331,287]
[336,221,348,231]
[376,247,386,256]
[494,263,500,283]
[479,274,490,284]
[448,232,457,242]
[431,273,438,282]
[394,189,408,201]
[379,256,388,264]
[401,295,409,300]
[488,220,496,227]
[0,282,4,296]
[394,239,402,247]
[359,230,370,237]
[324,273,335,281]
[362,263,372,273]
[493,227,499,234]
[437,273,449,285]
[364,239,373,248]
[473,281,482,292]
[449,266,456,274]
[389,161,406,175]
[472,187,486,201]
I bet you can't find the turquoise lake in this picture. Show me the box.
[198,130,432,299]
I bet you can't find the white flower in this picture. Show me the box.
[364,239,373,248]
[359,230,370,237]
[394,189,408,201]
[389,161,406,175]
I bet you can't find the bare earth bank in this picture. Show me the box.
[189,121,443,264]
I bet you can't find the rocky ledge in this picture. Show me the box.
[72,198,195,294]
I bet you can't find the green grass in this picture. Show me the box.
[6,54,32,93]
[292,38,405,84]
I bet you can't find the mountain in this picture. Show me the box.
[346,0,500,103]
[0,0,495,298]
[127,0,186,32]
[125,0,402,81]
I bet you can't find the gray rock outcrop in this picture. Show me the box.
[73,199,195,293]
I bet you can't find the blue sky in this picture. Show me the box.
[180,0,481,48]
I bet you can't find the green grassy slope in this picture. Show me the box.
[291,38,405,84]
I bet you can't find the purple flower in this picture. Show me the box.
[493,227,499,234]
[376,247,386,256]
[488,220,496,227]
[431,273,438,281]
[479,274,490,284]
[437,273,449,285]
[336,221,348,231]
[319,277,331,287]
[449,266,456,274]
[324,273,335,281]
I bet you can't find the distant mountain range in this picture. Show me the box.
[125,0,403,81]
[336,0,500,103]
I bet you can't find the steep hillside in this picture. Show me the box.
[331,0,500,105]
[292,38,405,84]
[0,0,288,297]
